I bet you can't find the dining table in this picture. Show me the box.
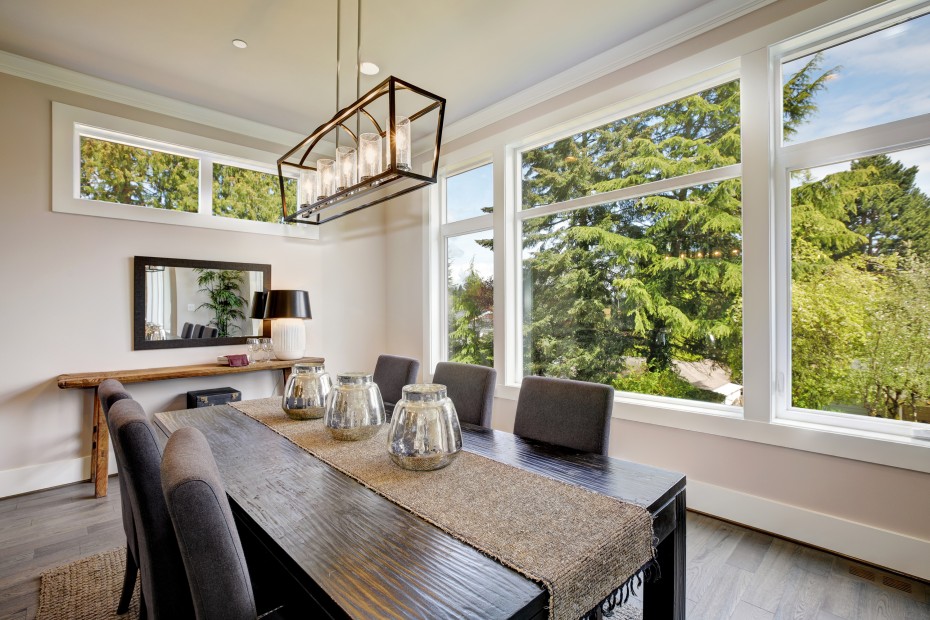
[154,402,686,620]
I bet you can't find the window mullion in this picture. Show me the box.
[199,155,214,217]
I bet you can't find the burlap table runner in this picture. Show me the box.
[231,398,653,620]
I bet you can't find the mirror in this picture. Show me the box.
[133,256,271,350]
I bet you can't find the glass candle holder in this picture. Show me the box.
[317,158,336,200]
[359,133,382,182]
[299,169,318,207]
[336,146,357,191]
[282,363,332,420]
[387,384,462,471]
[324,372,385,441]
[391,116,411,171]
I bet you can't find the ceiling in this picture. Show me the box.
[0,0,749,137]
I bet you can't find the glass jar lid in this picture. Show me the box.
[337,372,373,385]
[402,383,447,402]
[293,363,325,373]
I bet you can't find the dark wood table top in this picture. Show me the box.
[155,404,685,620]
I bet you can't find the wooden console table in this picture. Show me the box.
[57,357,324,498]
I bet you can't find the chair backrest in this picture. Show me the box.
[373,354,420,410]
[98,378,132,417]
[108,399,194,619]
[202,326,218,338]
[97,379,137,565]
[161,427,256,620]
[432,362,496,428]
[193,324,206,338]
[180,322,194,339]
[513,376,614,455]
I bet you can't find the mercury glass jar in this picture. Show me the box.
[387,384,462,471]
[282,363,332,420]
[323,372,385,440]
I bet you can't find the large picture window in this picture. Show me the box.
[519,81,743,405]
[780,8,930,432]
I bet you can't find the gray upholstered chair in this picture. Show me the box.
[180,322,194,339]
[513,376,614,455]
[161,427,262,620]
[109,399,194,619]
[202,326,218,338]
[373,354,420,415]
[97,379,138,615]
[192,324,206,338]
[431,362,496,428]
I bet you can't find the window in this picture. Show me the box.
[779,8,930,433]
[518,81,743,406]
[440,163,494,366]
[53,103,315,239]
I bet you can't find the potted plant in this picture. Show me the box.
[194,268,247,337]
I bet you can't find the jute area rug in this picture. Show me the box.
[36,547,139,620]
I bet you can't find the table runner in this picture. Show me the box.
[231,398,653,620]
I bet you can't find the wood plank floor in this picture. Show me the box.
[0,480,927,619]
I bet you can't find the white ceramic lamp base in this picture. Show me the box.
[271,318,306,361]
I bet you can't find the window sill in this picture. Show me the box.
[497,382,930,473]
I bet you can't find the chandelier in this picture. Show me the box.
[277,0,445,225]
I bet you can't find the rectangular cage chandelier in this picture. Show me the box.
[277,76,445,225]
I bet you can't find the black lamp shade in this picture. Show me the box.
[250,291,269,319]
[264,290,312,319]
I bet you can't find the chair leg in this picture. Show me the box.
[117,543,137,614]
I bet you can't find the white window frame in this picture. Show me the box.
[427,0,930,473]
[52,102,317,240]
[434,157,495,367]
[771,2,930,442]
[509,69,744,418]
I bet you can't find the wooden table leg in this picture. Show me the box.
[92,389,109,498]
[90,388,100,483]
[643,490,686,620]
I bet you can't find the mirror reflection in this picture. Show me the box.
[134,257,271,350]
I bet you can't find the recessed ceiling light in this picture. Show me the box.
[232,39,248,49]
[360,61,380,76]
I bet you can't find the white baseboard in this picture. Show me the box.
[688,479,930,582]
[0,452,118,499]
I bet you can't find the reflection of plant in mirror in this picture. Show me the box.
[194,269,247,337]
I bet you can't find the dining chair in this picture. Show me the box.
[180,322,194,339]
[108,399,194,619]
[373,354,420,415]
[431,362,496,428]
[161,426,284,620]
[202,326,218,338]
[193,324,206,338]
[513,376,614,455]
[97,379,138,615]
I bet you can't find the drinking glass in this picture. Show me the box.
[246,338,260,364]
[260,337,274,362]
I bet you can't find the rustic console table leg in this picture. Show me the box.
[92,390,109,498]
[90,388,100,483]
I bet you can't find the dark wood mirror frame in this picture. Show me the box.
[133,256,271,350]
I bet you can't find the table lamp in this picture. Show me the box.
[263,290,312,360]
[250,291,269,337]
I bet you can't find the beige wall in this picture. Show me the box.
[0,71,387,495]
[382,0,930,578]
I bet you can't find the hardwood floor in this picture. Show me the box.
[0,480,926,620]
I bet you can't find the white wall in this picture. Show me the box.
[384,0,930,580]
[0,70,387,497]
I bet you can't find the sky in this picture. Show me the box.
[446,164,495,287]
[784,13,930,151]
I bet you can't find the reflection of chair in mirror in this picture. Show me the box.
[192,324,206,338]
[202,327,218,338]
[180,322,194,339]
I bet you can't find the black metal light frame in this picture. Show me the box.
[277,76,445,225]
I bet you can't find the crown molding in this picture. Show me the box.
[443,0,777,143]
[0,50,304,147]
